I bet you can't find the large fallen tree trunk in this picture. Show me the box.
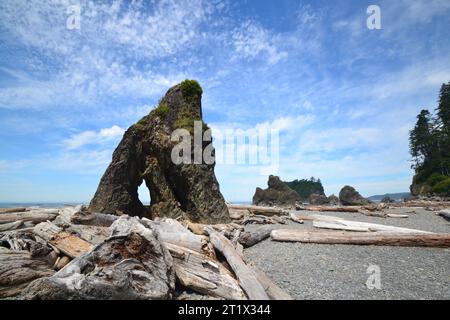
[270,229,450,247]
[205,227,269,300]
[22,216,176,300]
[0,247,55,298]
[166,242,246,300]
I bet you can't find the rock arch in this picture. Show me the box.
[89,80,230,224]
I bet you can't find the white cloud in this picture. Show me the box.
[63,125,125,150]
[0,0,212,110]
[232,20,288,65]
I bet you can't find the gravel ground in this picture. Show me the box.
[244,208,450,300]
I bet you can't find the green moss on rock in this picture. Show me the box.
[180,79,203,99]
[154,102,169,119]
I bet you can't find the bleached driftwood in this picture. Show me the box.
[311,217,433,234]
[0,247,54,298]
[148,218,215,257]
[228,208,248,220]
[238,225,277,248]
[205,227,269,300]
[297,206,360,213]
[22,216,175,300]
[386,214,409,218]
[33,222,93,258]
[166,242,246,300]
[251,265,293,300]
[67,224,109,245]
[437,209,450,222]
[227,204,288,216]
[270,229,450,247]
[289,213,345,222]
[359,210,387,218]
[71,211,118,227]
[0,220,24,232]
[0,210,59,225]
[0,207,27,214]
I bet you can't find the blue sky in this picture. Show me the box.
[0,0,449,203]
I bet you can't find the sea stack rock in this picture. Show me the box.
[338,185,371,206]
[381,196,395,203]
[309,193,330,205]
[328,194,339,205]
[252,175,301,207]
[89,80,230,224]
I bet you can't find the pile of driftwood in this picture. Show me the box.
[229,203,410,218]
[0,205,291,300]
[227,204,450,247]
[394,199,450,211]
[1,204,449,300]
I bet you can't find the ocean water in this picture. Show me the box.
[0,202,85,208]
[0,200,251,208]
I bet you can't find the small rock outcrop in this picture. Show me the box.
[328,194,339,205]
[22,216,175,300]
[253,175,301,207]
[89,80,230,224]
[309,193,330,205]
[339,185,371,206]
[381,196,395,203]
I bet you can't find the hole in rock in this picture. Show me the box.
[138,183,151,207]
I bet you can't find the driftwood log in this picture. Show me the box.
[166,242,246,300]
[311,216,433,234]
[22,216,176,300]
[0,207,27,214]
[437,209,450,222]
[0,247,55,298]
[0,220,24,232]
[227,204,288,216]
[205,227,269,300]
[238,225,277,248]
[0,210,59,225]
[33,222,93,258]
[251,265,293,300]
[271,229,450,247]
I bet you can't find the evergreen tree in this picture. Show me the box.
[436,82,450,130]
[409,109,434,168]
[409,82,450,195]
[435,82,450,175]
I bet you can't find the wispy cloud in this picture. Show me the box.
[63,125,125,150]
[231,20,288,65]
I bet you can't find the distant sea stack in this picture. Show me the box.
[253,175,301,207]
[89,80,230,224]
[284,177,325,201]
[339,185,371,206]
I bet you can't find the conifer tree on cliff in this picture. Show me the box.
[409,109,434,169]
[435,82,450,175]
